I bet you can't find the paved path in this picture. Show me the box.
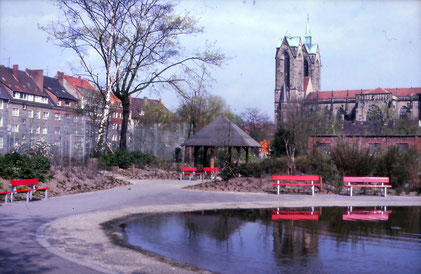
[1,177,420,273]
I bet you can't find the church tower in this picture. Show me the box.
[274,16,321,124]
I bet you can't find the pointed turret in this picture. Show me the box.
[304,14,312,47]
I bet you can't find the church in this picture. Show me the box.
[274,17,420,127]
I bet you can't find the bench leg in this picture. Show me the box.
[180,173,183,180]
[384,187,387,197]
[350,187,353,197]
[311,185,315,196]
[45,190,48,200]
[26,192,30,203]
[4,194,8,205]
[277,185,280,195]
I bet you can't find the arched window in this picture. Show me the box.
[304,59,309,77]
[283,51,290,89]
[399,106,408,119]
[367,105,382,121]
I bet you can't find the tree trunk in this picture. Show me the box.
[95,93,111,155]
[119,95,131,151]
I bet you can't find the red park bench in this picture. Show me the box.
[203,167,220,180]
[272,175,321,196]
[179,167,202,181]
[0,191,11,205]
[343,177,391,197]
[10,179,50,203]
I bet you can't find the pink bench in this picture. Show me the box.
[179,167,202,181]
[343,177,391,197]
[272,175,321,196]
[11,179,50,203]
[203,167,220,180]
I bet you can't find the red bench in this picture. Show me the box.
[179,167,202,181]
[272,175,321,196]
[343,177,391,197]
[203,167,220,180]
[11,179,50,203]
[0,191,11,205]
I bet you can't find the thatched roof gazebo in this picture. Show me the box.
[182,115,261,167]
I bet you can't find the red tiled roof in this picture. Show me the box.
[0,66,46,96]
[64,75,94,91]
[306,87,421,100]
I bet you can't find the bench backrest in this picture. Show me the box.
[272,175,319,181]
[203,167,219,172]
[11,178,39,186]
[343,177,389,183]
[181,167,196,172]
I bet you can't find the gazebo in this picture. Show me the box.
[182,115,261,167]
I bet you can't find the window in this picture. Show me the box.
[369,143,381,154]
[28,110,33,118]
[400,106,409,119]
[112,124,118,130]
[36,126,40,134]
[74,116,79,123]
[43,112,49,120]
[304,59,309,77]
[35,96,48,104]
[55,127,60,134]
[34,110,40,119]
[12,124,19,133]
[55,113,61,120]
[22,134,26,140]
[0,116,3,127]
[65,100,70,106]
[397,143,409,151]
[57,100,61,106]
[22,119,26,125]
[283,51,290,89]
[0,100,3,109]
[42,127,48,134]
[112,134,118,141]
[317,143,332,155]
[12,108,19,117]
[0,137,3,149]
[28,94,33,101]
[13,92,19,99]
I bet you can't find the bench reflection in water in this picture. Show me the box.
[272,207,320,221]
[343,206,391,221]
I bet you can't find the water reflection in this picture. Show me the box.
[124,207,421,273]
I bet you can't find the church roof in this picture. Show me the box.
[306,87,421,100]
[305,44,318,55]
[286,36,301,47]
[182,115,261,147]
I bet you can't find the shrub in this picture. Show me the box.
[99,150,158,170]
[331,141,375,176]
[375,147,420,188]
[0,152,50,181]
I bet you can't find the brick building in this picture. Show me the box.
[308,134,421,155]
[0,64,173,159]
[274,18,421,126]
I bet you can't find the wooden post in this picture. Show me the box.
[132,163,135,176]
[245,147,249,163]
[203,146,209,167]
[210,147,215,168]
[201,174,204,188]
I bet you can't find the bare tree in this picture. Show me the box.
[175,65,233,137]
[240,107,272,142]
[45,0,224,154]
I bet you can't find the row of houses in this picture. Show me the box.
[0,64,171,160]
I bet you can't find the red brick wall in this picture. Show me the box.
[308,135,421,154]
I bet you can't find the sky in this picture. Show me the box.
[0,0,420,121]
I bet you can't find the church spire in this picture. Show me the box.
[304,14,312,47]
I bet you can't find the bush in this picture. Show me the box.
[375,147,420,189]
[99,150,158,170]
[331,141,375,176]
[0,152,51,181]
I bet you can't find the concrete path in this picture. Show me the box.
[1,176,420,273]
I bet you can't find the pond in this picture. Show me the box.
[124,207,421,273]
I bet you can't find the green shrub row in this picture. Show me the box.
[221,143,420,190]
[99,150,158,170]
[0,152,51,181]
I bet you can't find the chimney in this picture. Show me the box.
[159,98,162,103]
[78,76,81,84]
[12,64,18,78]
[26,69,44,90]
[144,97,148,104]
[57,71,64,85]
